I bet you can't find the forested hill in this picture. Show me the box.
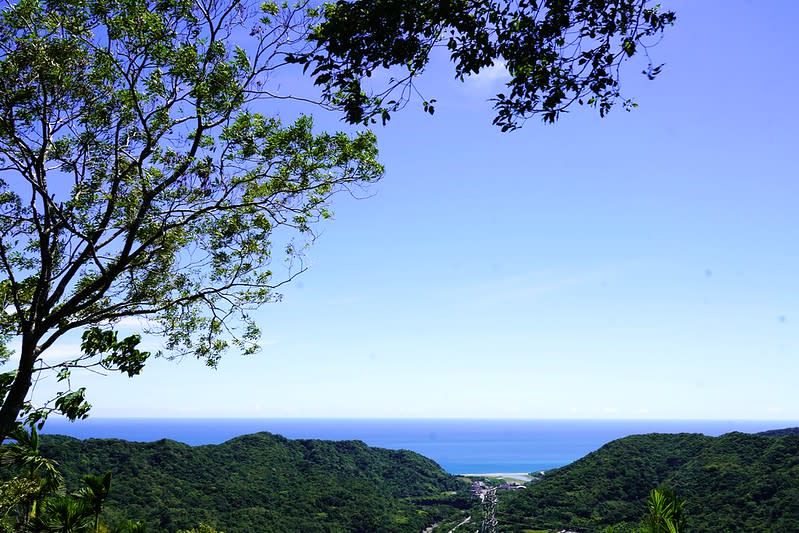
[39,432,470,533]
[499,431,799,532]
[757,427,799,437]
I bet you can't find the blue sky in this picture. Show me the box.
[13,0,799,420]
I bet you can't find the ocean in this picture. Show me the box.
[40,418,795,474]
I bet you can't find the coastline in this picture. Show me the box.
[462,472,533,482]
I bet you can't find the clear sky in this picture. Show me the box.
[12,0,799,420]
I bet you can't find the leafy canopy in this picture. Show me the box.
[0,0,381,439]
[292,0,676,128]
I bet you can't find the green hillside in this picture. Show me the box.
[499,431,799,532]
[39,432,471,533]
[757,427,799,438]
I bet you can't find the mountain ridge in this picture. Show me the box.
[500,430,799,532]
[39,431,470,533]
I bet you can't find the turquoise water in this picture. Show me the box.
[40,418,795,474]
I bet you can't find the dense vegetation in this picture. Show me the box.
[499,430,799,532]
[38,432,470,532]
[9,428,797,532]
[756,427,799,438]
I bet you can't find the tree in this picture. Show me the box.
[0,477,40,529]
[292,0,676,128]
[642,487,686,533]
[0,424,64,526]
[176,525,223,533]
[25,496,94,533]
[0,0,382,442]
[76,472,112,533]
[0,0,674,442]
[111,521,146,533]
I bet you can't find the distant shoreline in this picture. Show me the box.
[462,472,533,482]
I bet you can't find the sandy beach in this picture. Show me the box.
[462,472,532,482]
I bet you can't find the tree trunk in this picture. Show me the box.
[0,341,37,444]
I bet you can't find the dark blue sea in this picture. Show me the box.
[40,418,796,474]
